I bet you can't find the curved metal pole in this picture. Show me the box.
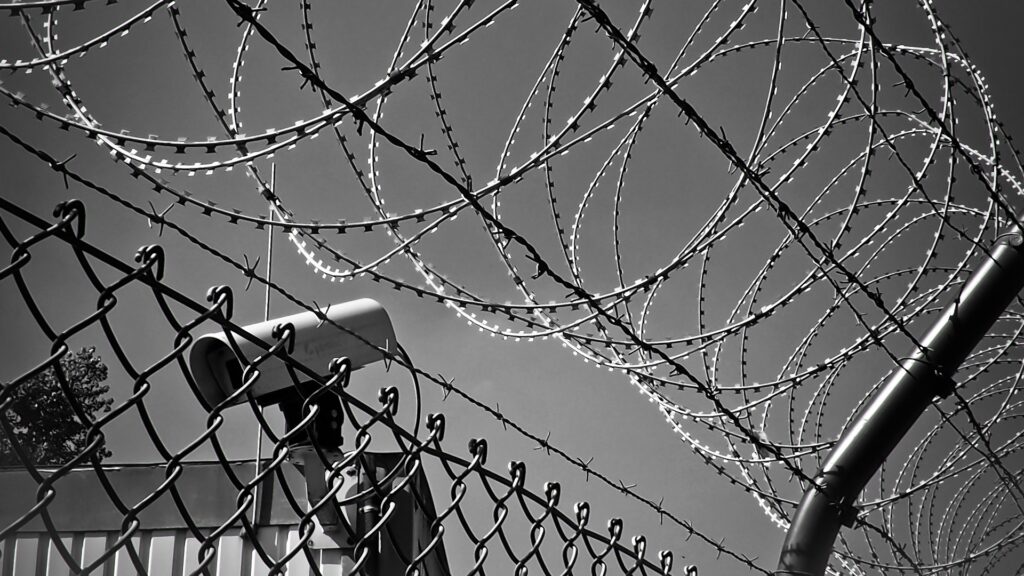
[776,230,1024,575]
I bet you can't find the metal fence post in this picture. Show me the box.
[776,229,1024,575]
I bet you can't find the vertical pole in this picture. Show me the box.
[265,168,276,321]
[361,463,381,576]
[251,164,276,530]
[776,230,1024,575]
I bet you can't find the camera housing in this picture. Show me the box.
[188,298,395,409]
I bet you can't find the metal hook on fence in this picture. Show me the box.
[134,244,165,280]
[53,199,86,238]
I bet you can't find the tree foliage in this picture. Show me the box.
[0,347,113,466]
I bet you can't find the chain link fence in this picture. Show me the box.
[0,196,697,575]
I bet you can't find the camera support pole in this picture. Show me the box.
[776,229,1024,575]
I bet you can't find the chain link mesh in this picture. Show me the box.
[0,197,696,575]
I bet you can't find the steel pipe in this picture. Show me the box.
[776,231,1024,575]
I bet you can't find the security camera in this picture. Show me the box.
[188,298,395,409]
[189,298,405,545]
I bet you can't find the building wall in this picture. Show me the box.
[0,458,445,576]
[3,526,354,576]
